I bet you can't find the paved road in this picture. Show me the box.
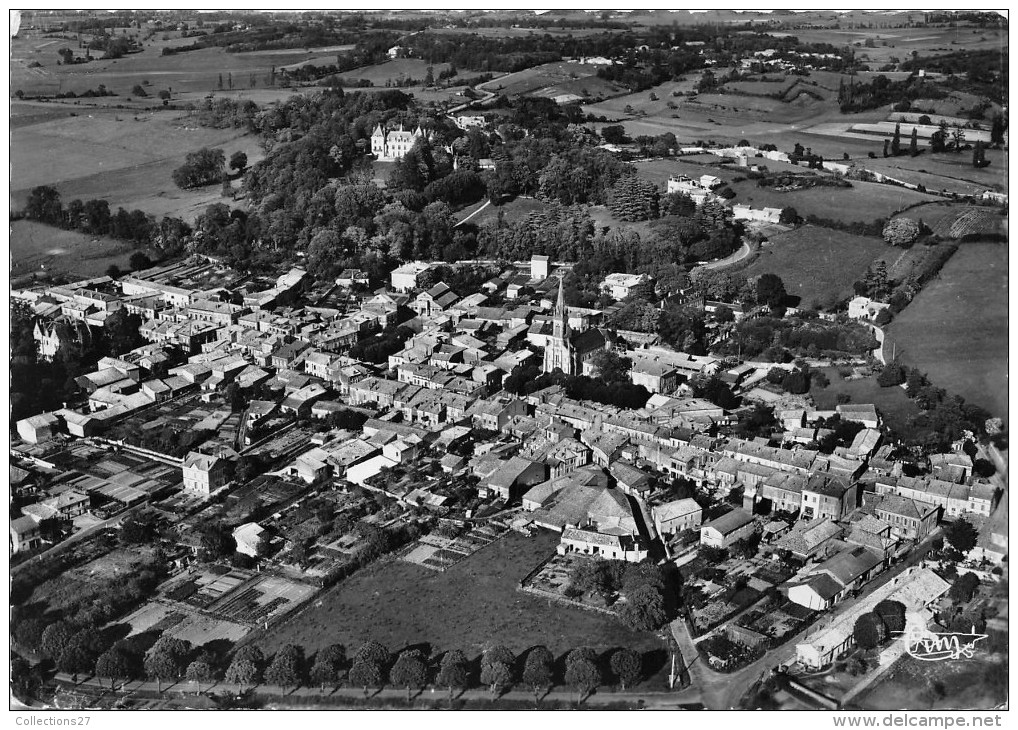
[694,240,752,272]
[50,672,703,710]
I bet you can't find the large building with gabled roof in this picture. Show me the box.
[371,123,425,161]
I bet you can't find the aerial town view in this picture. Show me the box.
[8,8,1009,716]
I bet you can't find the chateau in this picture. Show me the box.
[371,123,425,161]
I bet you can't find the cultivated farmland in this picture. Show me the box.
[741,225,894,307]
[885,242,1008,419]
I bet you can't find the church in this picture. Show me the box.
[543,277,611,376]
[371,123,425,161]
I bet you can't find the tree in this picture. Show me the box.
[308,644,346,692]
[609,648,642,690]
[58,637,98,680]
[353,640,390,668]
[951,125,965,152]
[348,659,384,697]
[874,599,907,634]
[172,147,226,189]
[25,185,64,224]
[521,646,555,703]
[972,458,996,478]
[853,612,886,650]
[607,174,660,221]
[755,273,787,308]
[949,572,980,603]
[95,648,135,690]
[131,84,148,97]
[877,362,906,387]
[144,637,192,692]
[12,617,47,654]
[389,649,428,702]
[946,517,978,554]
[225,658,258,688]
[186,659,214,694]
[565,656,600,704]
[779,206,799,225]
[909,127,919,156]
[619,584,668,630]
[129,251,153,271]
[990,113,1005,146]
[198,522,236,560]
[230,151,248,174]
[40,621,76,661]
[480,660,513,698]
[436,649,470,701]
[265,644,304,692]
[972,141,988,168]
[890,122,901,156]
[601,125,627,145]
[589,349,632,384]
[882,218,920,248]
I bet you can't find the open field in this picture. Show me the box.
[342,59,451,86]
[850,653,1006,711]
[742,225,893,307]
[894,203,1007,240]
[859,150,1008,196]
[885,243,1008,420]
[462,196,551,227]
[11,105,263,219]
[482,61,623,100]
[10,219,147,280]
[252,529,666,661]
[792,25,1007,66]
[10,26,360,97]
[811,368,919,439]
[727,178,939,224]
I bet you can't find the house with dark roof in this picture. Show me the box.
[700,508,756,549]
[873,494,938,541]
[801,474,858,521]
[480,456,546,502]
[787,545,884,610]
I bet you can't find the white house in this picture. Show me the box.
[653,498,703,537]
[732,204,782,224]
[233,523,265,558]
[601,273,652,301]
[390,261,431,292]
[848,296,890,321]
[16,413,60,444]
[182,452,227,496]
[371,124,424,161]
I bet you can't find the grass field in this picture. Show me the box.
[10,219,150,280]
[885,243,1008,420]
[742,225,893,307]
[811,368,919,439]
[894,203,1007,239]
[10,26,353,97]
[464,197,551,227]
[482,61,621,99]
[342,59,451,86]
[10,106,263,218]
[251,529,667,665]
[727,178,939,224]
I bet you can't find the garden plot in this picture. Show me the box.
[401,523,509,571]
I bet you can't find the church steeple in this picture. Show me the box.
[553,275,569,341]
